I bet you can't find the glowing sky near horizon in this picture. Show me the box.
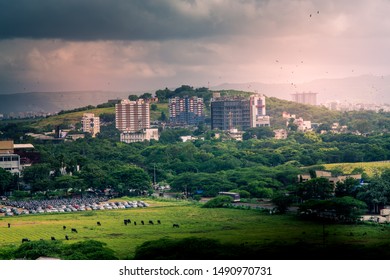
[0,0,389,93]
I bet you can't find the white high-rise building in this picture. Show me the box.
[249,94,270,127]
[81,113,100,137]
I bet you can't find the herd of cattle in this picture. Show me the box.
[0,197,149,216]
[2,197,181,243]
[15,218,180,243]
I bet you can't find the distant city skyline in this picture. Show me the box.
[0,0,389,97]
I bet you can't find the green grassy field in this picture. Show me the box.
[31,107,115,129]
[321,161,390,177]
[1,198,390,259]
[30,103,168,129]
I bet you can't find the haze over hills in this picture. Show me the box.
[212,75,390,105]
[0,75,389,115]
[0,91,133,115]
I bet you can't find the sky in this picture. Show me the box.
[0,0,390,94]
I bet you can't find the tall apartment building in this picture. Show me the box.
[211,97,251,130]
[81,113,100,137]
[115,99,159,143]
[211,94,269,130]
[169,96,204,125]
[291,92,318,106]
[115,99,150,132]
[249,94,270,127]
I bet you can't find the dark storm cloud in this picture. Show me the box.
[0,0,238,41]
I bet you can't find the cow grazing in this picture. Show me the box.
[22,238,30,243]
[134,221,137,226]
[51,237,56,241]
[65,235,69,240]
[173,224,180,228]
[127,219,131,223]
[124,219,128,226]
[141,220,144,225]
[149,220,154,225]
[157,220,161,224]
[63,225,66,230]
[71,228,78,233]
[97,221,101,226]
[8,223,10,228]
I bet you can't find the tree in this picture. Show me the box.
[155,88,173,102]
[202,195,233,208]
[243,127,275,140]
[140,93,152,99]
[159,111,167,122]
[151,104,158,111]
[0,168,12,195]
[61,240,118,260]
[272,192,296,214]
[13,240,62,260]
[112,165,152,196]
[299,196,367,222]
[357,177,390,213]
[128,94,138,101]
[296,177,334,201]
[22,164,51,186]
[335,177,360,198]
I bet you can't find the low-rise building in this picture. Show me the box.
[81,113,100,137]
[120,128,159,143]
[0,154,20,174]
[274,129,288,140]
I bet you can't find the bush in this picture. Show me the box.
[202,195,233,208]
[229,189,251,198]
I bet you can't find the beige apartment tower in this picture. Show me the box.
[115,99,150,132]
[81,113,100,137]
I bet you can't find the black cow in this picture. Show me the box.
[22,238,30,243]
[8,223,10,228]
[141,220,144,225]
[97,221,101,226]
[63,225,66,230]
[173,224,180,228]
[124,219,128,226]
[134,221,137,226]
[149,220,154,225]
[127,219,131,223]
[71,228,78,233]
[65,235,69,240]
[157,220,161,224]
[51,237,56,241]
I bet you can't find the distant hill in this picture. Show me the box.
[212,75,390,105]
[0,91,134,115]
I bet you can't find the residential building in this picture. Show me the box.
[249,94,270,127]
[227,128,244,141]
[211,96,251,130]
[81,113,100,137]
[120,128,159,143]
[115,99,150,132]
[274,129,288,139]
[211,94,270,131]
[169,96,204,125]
